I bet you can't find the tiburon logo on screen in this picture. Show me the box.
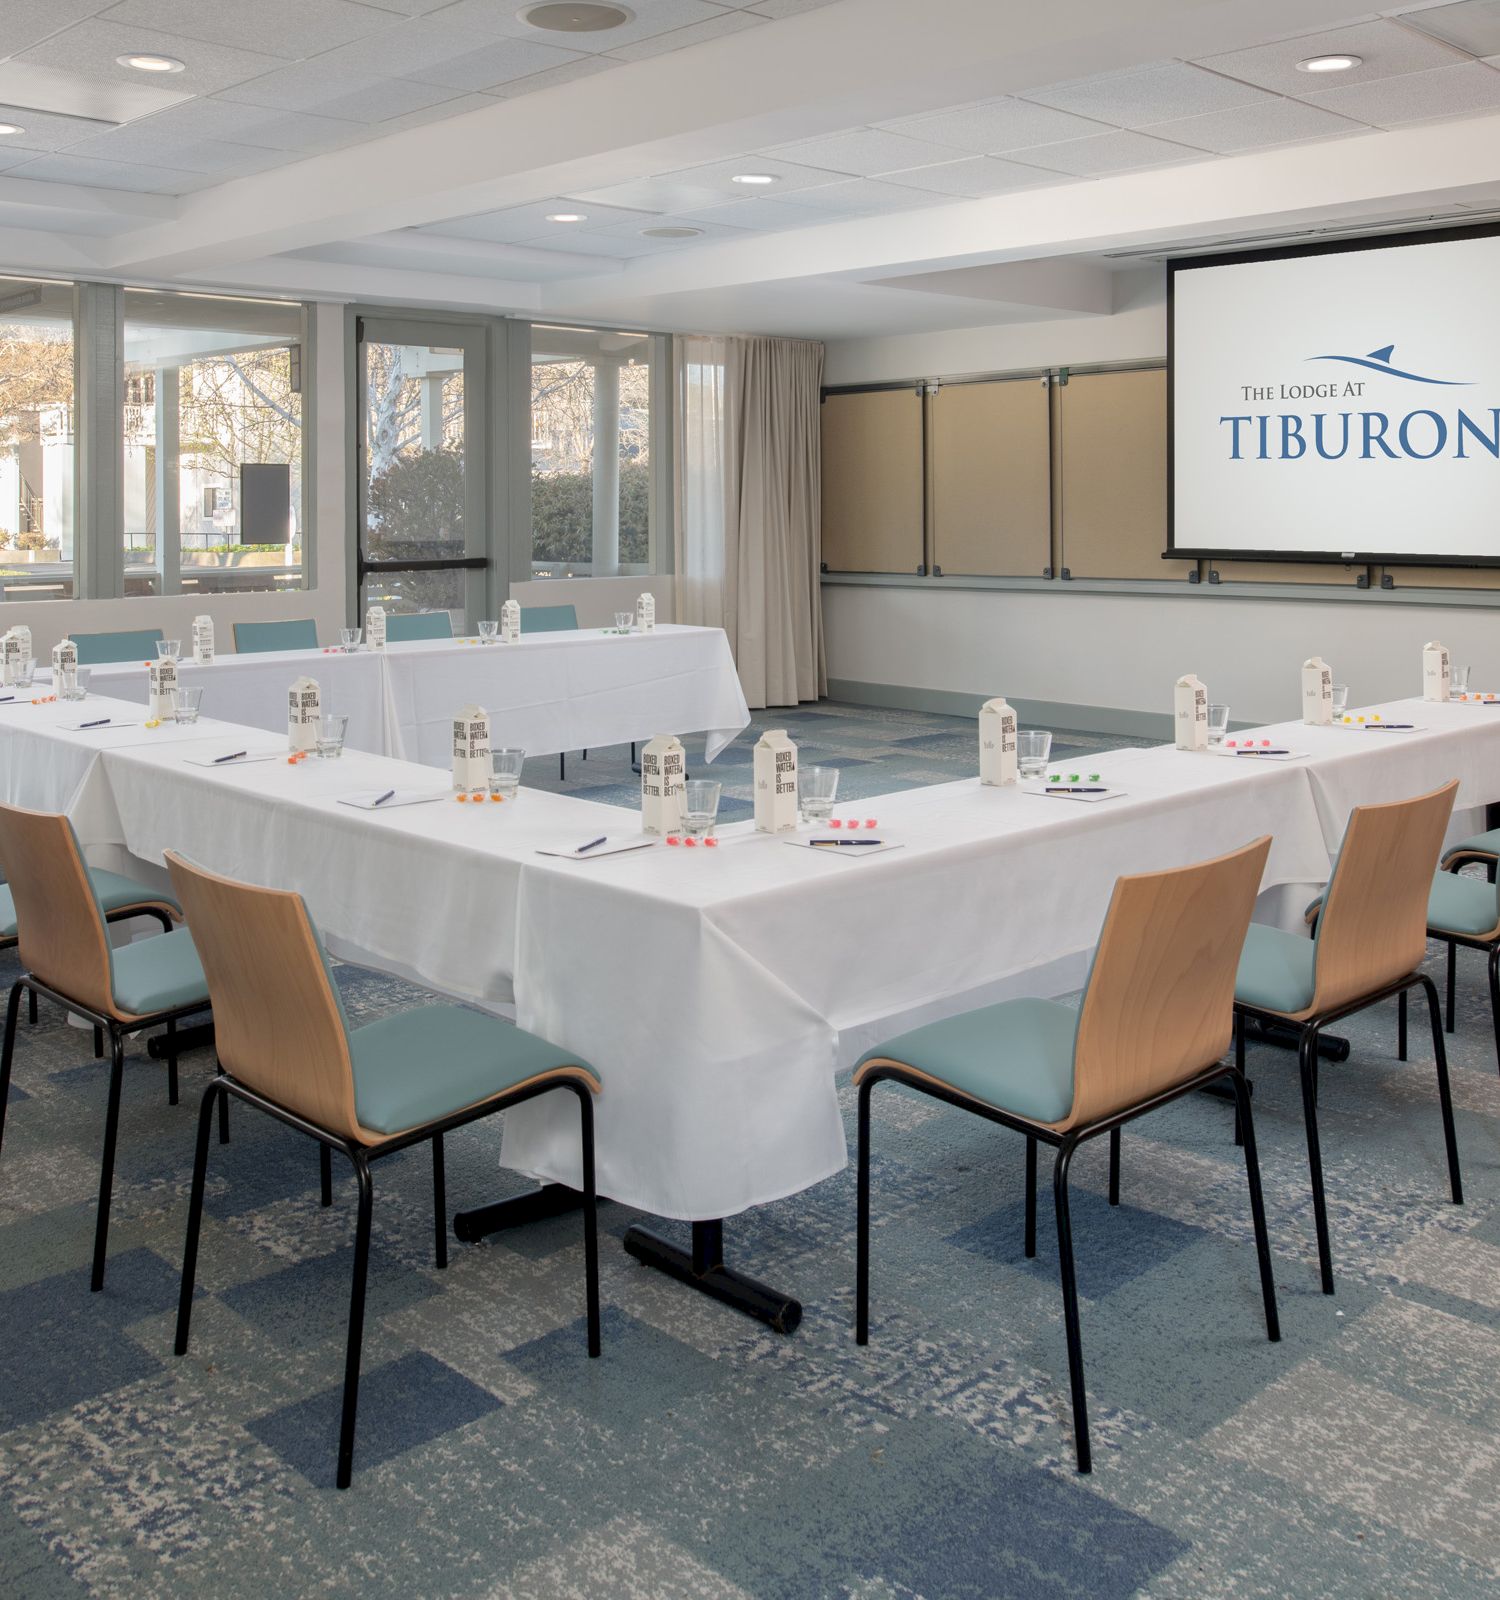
[1219,342,1499,462]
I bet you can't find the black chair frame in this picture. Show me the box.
[1,967,218,1290]
[1234,969,1461,1298]
[3,903,175,1028]
[1416,851,1500,1071]
[857,1058,1280,1475]
[176,1066,601,1490]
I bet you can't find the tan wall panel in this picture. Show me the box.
[1059,369,1194,581]
[820,389,923,574]
[929,379,1050,577]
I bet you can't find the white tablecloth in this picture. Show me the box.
[41,626,750,767]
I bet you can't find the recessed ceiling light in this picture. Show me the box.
[0,123,23,136]
[731,173,777,185]
[117,52,185,73]
[1295,53,1362,74]
[520,2,632,32]
[641,226,702,238]
[546,211,587,222]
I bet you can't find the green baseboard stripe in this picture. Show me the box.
[827,678,1175,740]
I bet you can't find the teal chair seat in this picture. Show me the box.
[110,928,208,1016]
[1235,923,1317,1016]
[72,629,164,665]
[2,869,179,942]
[520,604,579,634]
[233,619,318,654]
[1307,873,1500,941]
[857,998,1076,1124]
[385,613,454,643]
[1447,827,1500,861]
[350,1005,597,1136]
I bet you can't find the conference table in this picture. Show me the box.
[4,692,1498,1331]
[40,624,750,765]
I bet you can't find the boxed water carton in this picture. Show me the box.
[51,637,77,687]
[501,598,521,643]
[452,703,491,793]
[754,728,799,833]
[288,676,321,751]
[365,605,386,650]
[4,624,31,682]
[0,631,19,686]
[641,734,685,835]
[1302,657,1333,725]
[148,658,177,721]
[1422,641,1450,703]
[636,592,656,633]
[192,615,214,665]
[1174,675,1208,751]
[979,696,1018,786]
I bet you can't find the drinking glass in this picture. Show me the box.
[171,686,204,725]
[1452,664,1472,695]
[478,620,499,644]
[683,778,722,838]
[14,657,34,688]
[339,627,362,653]
[157,639,181,661]
[315,713,349,759]
[1017,730,1052,780]
[1207,702,1230,746]
[1331,683,1350,717]
[614,611,633,633]
[60,667,90,702]
[489,747,526,801]
[798,764,839,823]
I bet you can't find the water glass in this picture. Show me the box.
[478,620,499,644]
[1331,683,1350,717]
[171,686,204,725]
[798,764,839,823]
[683,778,722,838]
[1207,702,1230,746]
[339,627,362,653]
[489,747,525,801]
[60,666,90,702]
[315,713,349,759]
[1452,664,1472,695]
[157,639,181,661]
[1017,730,1052,780]
[614,611,633,633]
[14,657,34,688]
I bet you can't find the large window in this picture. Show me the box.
[0,277,75,602]
[530,325,653,579]
[123,290,305,596]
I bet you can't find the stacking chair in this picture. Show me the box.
[1420,828,1500,1069]
[1237,781,1463,1296]
[232,618,318,654]
[521,605,584,777]
[0,805,212,1290]
[856,836,1278,1474]
[164,851,602,1490]
[385,612,454,643]
[71,628,164,665]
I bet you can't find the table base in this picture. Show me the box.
[451,1181,591,1242]
[147,1020,214,1060]
[624,1219,803,1335]
[1242,1015,1351,1063]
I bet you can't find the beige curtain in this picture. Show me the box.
[675,333,825,709]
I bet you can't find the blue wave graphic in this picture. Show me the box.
[1307,344,1470,385]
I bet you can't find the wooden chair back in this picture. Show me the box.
[0,804,115,1014]
[1311,781,1457,1014]
[1067,835,1271,1128]
[165,852,363,1140]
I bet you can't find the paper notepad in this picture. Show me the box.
[182,750,283,767]
[63,718,139,731]
[1021,784,1126,804]
[536,835,658,860]
[786,836,904,857]
[1332,720,1421,732]
[1215,748,1307,762]
[338,790,447,810]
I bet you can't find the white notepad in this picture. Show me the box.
[785,836,904,857]
[537,835,658,860]
[182,750,283,767]
[63,718,139,731]
[1332,722,1421,733]
[338,789,447,810]
[1216,748,1307,762]
[1021,784,1126,804]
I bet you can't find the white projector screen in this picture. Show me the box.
[1169,226,1500,565]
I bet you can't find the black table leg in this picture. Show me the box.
[623,1219,802,1334]
[452,1182,590,1242]
[1241,1013,1349,1062]
[148,1020,214,1059]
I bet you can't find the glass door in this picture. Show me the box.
[356,315,487,630]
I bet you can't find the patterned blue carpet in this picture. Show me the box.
[3,703,1500,1596]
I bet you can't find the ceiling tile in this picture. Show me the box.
[0,0,109,56]
[0,104,118,155]
[97,0,397,60]
[1019,61,1275,126]
[421,198,660,243]
[483,56,620,97]
[217,62,468,118]
[121,98,370,152]
[433,0,740,52]
[875,154,1058,196]
[775,176,948,213]
[1016,128,1209,176]
[14,18,288,97]
[6,152,211,192]
[657,153,845,197]
[763,127,967,176]
[1405,1,1500,57]
[62,125,293,175]
[0,148,45,175]
[1193,19,1466,97]
[744,0,841,14]
[609,10,766,62]
[579,214,751,245]
[1301,59,1500,124]
[1138,98,1370,153]
[569,175,726,212]
[877,96,1109,154]
[306,19,581,91]
[673,195,826,229]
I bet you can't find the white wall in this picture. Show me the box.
[820,271,1498,726]
[0,301,350,660]
[511,574,675,627]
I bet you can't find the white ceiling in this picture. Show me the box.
[1,0,1499,337]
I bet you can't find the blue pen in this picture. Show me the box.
[79,718,110,729]
[213,750,248,764]
[1235,748,1291,756]
[811,838,883,846]
[372,789,396,807]
[576,836,607,853]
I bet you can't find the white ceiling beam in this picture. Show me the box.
[867,258,1116,314]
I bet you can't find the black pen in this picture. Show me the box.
[79,717,110,729]
[576,836,607,853]
[213,750,248,764]
[1235,749,1291,756]
[1046,785,1107,793]
[372,789,396,807]
[811,838,883,846]
[1360,724,1415,730]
